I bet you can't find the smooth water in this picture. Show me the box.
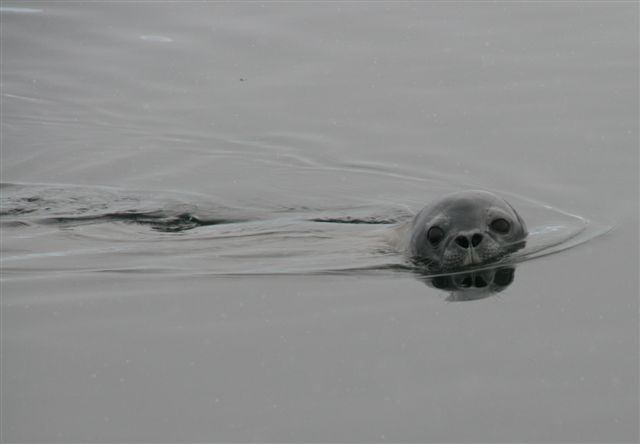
[1,3,638,443]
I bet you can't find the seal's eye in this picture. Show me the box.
[490,218,510,234]
[427,226,445,245]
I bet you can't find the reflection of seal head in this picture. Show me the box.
[425,267,517,301]
[408,190,527,271]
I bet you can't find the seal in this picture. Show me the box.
[406,190,527,271]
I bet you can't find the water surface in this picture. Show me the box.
[1,3,638,443]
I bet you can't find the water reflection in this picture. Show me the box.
[419,266,516,302]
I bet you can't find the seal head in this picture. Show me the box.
[408,190,527,270]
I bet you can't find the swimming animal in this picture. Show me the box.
[405,190,527,271]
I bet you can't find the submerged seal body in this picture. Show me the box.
[406,190,527,271]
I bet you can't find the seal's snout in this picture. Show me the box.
[454,231,484,249]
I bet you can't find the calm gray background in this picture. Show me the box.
[1,2,638,443]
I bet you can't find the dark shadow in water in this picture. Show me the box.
[0,184,251,232]
[38,212,242,233]
[309,216,399,225]
[1,184,404,233]
[416,266,517,302]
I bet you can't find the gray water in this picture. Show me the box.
[1,3,638,443]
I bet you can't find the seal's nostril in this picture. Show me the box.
[471,233,483,247]
[455,235,469,248]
